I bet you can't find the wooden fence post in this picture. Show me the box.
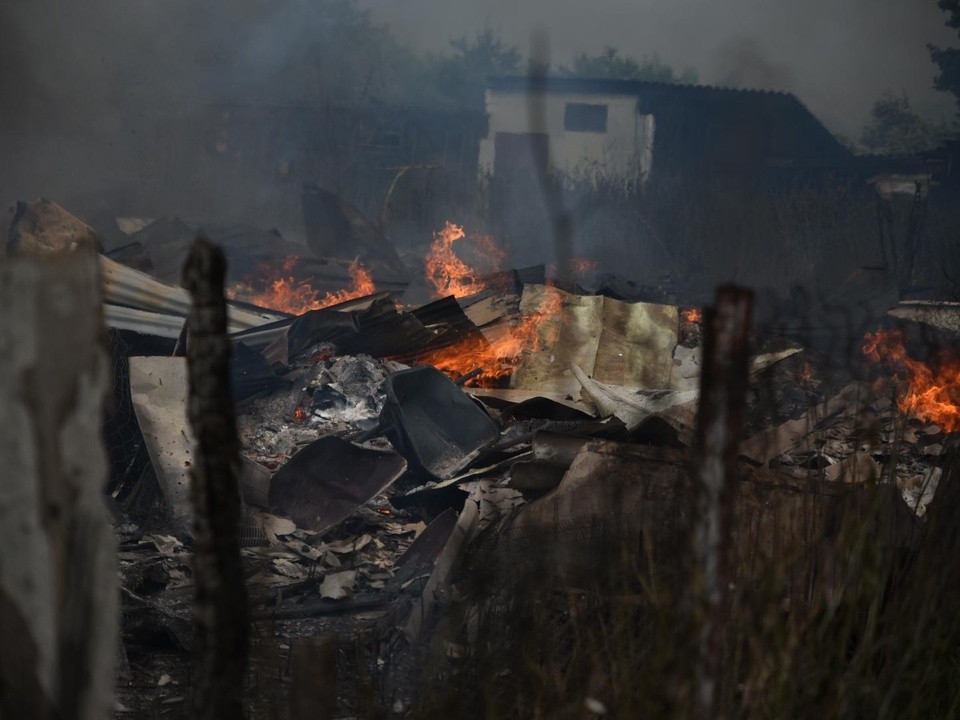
[0,250,117,720]
[183,238,249,720]
[691,285,753,720]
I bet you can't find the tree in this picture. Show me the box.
[560,47,698,84]
[419,29,523,110]
[860,92,944,154]
[929,0,960,117]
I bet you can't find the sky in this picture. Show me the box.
[358,0,958,136]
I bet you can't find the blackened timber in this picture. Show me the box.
[182,238,249,720]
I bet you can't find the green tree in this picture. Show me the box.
[860,92,944,154]
[560,47,698,84]
[929,0,960,117]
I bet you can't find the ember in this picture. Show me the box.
[229,258,375,315]
[570,257,599,276]
[419,285,565,386]
[682,308,703,324]
[425,222,504,299]
[863,329,960,432]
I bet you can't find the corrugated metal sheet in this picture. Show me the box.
[103,304,186,339]
[100,255,282,332]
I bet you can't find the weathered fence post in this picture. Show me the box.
[691,285,753,719]
[0,250,117,720]
[182,238,249,720]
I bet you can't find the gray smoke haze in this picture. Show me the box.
[0,0,414,218]
[0,0,956,226]
[714,37,796,92]
[359,0,957,134]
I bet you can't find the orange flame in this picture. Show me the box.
[293,406,307,422]
[682,308,702,324]
[229,258,375,315]
[425,222,504,299]
[419,285,566,386]
[862,329,960,432]
[800,361,814,385]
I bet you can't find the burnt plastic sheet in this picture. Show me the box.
[233,294,484,365]
[340,302,441,358]
[380,367,500,480]
[287,309,363,359]
[269,436,407,533]
[286,300,442,362]
[409,295,478,338]
[230,298,484,371]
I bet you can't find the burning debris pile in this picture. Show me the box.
[3,196,958,718]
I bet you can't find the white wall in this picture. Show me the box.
[479,89,655,184]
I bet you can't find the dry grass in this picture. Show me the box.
[406,439,960,720]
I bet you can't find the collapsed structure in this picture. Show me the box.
[1,195,958,718]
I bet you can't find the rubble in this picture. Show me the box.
[268,436,407,532]
[8,198,103,256]
[6,199,955,717]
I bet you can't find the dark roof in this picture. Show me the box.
[487,75,848,161]
[486,75,792,99]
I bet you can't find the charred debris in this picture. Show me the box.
[2,195,959,719]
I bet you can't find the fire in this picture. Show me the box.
[800,361,814,385]
[862,329,960,432]
[570,257,599,276]
[683,308,702,324]
[293,406,307,422]
[419,285,566,386]
[425,222,504,299]
[229,258,375,315]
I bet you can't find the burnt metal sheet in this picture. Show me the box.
[104,304,186,339]
[285,298,482,364]
[101,255,281,331]
[465,387,597,416]
[381,367,500,480]
[572,364,698,442]
[129,357,193,533]
[129,356,279,533]
[268,436,407,533]
[511,285,679,398]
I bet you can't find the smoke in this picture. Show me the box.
[0,0,414,223]
[1,0,956,226]
[713,37,795,92]
[359,0,957,134]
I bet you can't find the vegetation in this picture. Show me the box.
[559,46,698,84]
[419,29,523,110]
[860,92,946,155]
[929,0,960,119]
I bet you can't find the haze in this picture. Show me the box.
[360,0,958,135]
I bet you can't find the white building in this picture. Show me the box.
[479,77,656,186]
[478,76,850,187]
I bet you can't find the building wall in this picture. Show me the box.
[479,90,655,184]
